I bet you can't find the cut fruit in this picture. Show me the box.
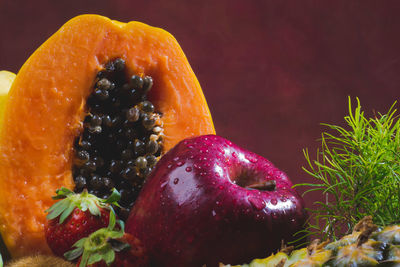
[0,71,14,125]
[0,71,15,94]
[0,15,215,258]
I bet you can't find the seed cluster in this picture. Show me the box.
[72,58,163,219]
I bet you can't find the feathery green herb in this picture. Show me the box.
[297,97,400,241]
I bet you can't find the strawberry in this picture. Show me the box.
[45,187,121,257]
[65,212,148,267]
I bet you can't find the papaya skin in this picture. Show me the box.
[0,15,215,258]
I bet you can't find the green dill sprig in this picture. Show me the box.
[297,97,400,241]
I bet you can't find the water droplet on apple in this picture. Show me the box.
[167,164,173,169]
[173,178,179,184]
[176,160,184,167]
[185,166,192,172]
[272,212,278,219]
[212,210,216,216]
[215,172,220,177]
[248,196,266,211]
[160,181,168,188]
[280,196,287,202]
[216,201,220,205]
[218,147,225,154]
[218,185,224,190]
[200,172,207,176]
[173,156,180,162]
[271,199,278,205]
[232,152,237,158]
[246,156,258,163]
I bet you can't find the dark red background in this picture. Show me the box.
[1,0,400,210]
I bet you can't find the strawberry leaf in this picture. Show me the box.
[52,187,74,200]
[88,253,102,265]
[46,188,122,224]
[64,246,84,261]
[108,238,130,252]
[108,230,124,239]
[108,209,116,230]
[79,250,90,267]
[118,220,125,232]
[87,200,100,217]
[59,201,76,224]
[73,237,87,248]
[46,199,70,221]
[65,210,128,267]
[103,249,116,265]
[102,188,121,206]
[79,200,89,212]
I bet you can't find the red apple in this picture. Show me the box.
[126,135,307,266]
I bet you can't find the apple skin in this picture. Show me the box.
[126,135,307,266]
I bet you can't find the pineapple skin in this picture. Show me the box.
[222,220,400,267]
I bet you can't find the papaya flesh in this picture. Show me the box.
[0,15,215,258]
[0,71,15,125]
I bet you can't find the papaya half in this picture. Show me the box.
[0,15,215,258]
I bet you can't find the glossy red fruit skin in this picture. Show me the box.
[126,135,307,266]
[45,208,109,257]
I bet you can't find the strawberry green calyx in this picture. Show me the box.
[65,211,127,267]
[46,187,121,224]
[0,252,3,267]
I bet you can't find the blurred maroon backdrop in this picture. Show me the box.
[1,0,400,210]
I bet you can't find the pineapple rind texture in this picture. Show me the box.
[222,221,400,267]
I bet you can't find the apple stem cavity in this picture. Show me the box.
[246,180,276,191]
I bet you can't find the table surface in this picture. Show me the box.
[1,0,400,209]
